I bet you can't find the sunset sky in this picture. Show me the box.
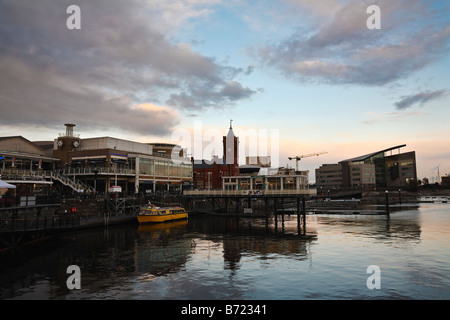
[0,0,449,182]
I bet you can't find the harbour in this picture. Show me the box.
[1,0,450,306]
[0,200,449,300]
[1,189,448,248]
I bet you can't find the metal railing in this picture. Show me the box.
[0,167,136,177]
[0,216,81,233]
[60,167,136,175]
[183,189,317,197]
[49,172,95,192]
[0,169,50,182]
[0,169,94,192]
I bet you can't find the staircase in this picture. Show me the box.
[50,172,95,193]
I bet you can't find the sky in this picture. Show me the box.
[0,0,449,182]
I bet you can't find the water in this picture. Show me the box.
[1,203,449,300]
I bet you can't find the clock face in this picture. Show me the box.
[57,140,63,147]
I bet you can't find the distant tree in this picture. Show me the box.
[422,177,429,185]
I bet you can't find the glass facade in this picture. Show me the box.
[139,158,154,175]
[138,157,191,178]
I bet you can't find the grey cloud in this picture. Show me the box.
[0,0,256,136]
[257,0,450,86]
[394,90,448,110]
[166,81,256,109]
[0,56,179,136]
[219,81,256,101]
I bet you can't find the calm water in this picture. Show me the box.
[1,203,449,300]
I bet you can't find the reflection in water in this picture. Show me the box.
[134,216,317,278]
[135,221,192,276]
[314,209,422,247]
[0,204,449,300]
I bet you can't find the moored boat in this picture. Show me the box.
[137,203,188,224]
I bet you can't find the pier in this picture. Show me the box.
[184,190,311,237]
[0,196,141,251]
[1,189,447,252]
[182,188,431,219]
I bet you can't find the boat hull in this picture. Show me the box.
[137,212,188,224]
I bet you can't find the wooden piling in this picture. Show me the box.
[385,191,389,214]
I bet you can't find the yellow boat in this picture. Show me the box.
[137,204,188,224]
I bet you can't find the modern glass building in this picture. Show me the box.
[316,145,417,190]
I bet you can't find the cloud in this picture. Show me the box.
[394,90,448,110]
[363,110,425,124]
[257,0,450,86]
[0,0,256,136]
[166,80,257,109]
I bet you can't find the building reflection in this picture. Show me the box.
[189,216,318,273]
[0,208,427,299]
[133,215,319,277]
[134,220,191,276]
[311,208,422,246]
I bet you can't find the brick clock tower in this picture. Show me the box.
[53,123,81,168]
[223,120,239,176]
[192,121,240,190]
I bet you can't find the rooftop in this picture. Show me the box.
[339,144,406,163]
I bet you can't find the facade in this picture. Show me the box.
[316,145,417,190]
[383,151,417,188]
[53,124,192,194]
[441,176,449,187]
[222,174,309,193]
[246,156,271,167]
[1,124,192,195]
[315,164,344,190]
[0,136,57,171]
[341,162,376,187]
[192,124,240,190]
[186,166,314,196]
[0,136,59,196]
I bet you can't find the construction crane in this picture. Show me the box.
[288,152,328,172]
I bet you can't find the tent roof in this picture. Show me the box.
[0,180,16,188]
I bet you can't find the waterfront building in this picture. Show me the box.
[315,145,417,190]
[0,124,192,195]
[192,123,240,190]
[442,175,450,187]
[222,173,310,193]
[315,163,344,190]
[187,160,314,196]
[0,136,59,197]
[53,124,192,194]
[185,171,313,196]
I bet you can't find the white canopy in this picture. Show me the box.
[0,180,16,189]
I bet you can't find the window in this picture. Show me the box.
[139,158,154,175]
